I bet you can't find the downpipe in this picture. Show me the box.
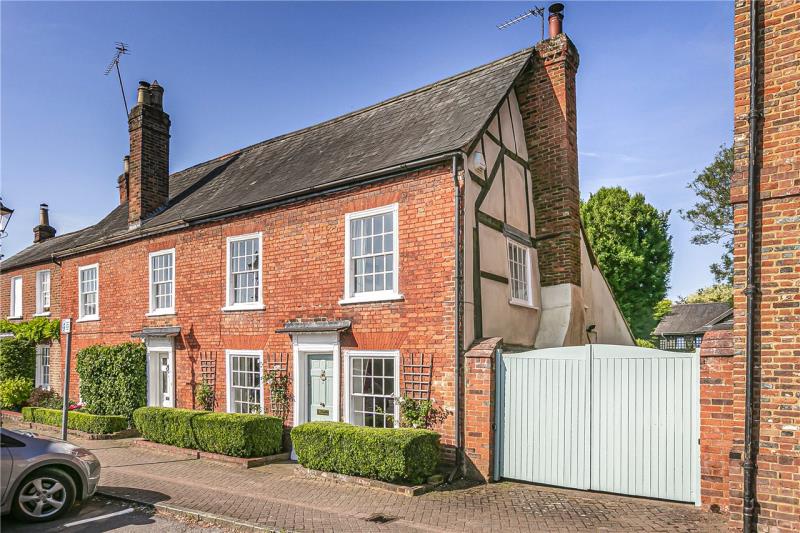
[743,0,761,530]
[448,154,464,483]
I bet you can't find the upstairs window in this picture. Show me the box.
[342,204,400,304]
[9,276,22,318]
[225,233,263,310]
[78,264,99,320]
[36,270,51,315]
[507,239,532,306]
[35,345,50,390]
[149,249,175,314]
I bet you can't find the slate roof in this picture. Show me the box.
[653,302,733,336]
[2,48,534,271]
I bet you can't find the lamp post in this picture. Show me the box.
[0,199,13,260]
[0,199,13,237]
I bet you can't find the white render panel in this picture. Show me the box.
[504,156,528,232]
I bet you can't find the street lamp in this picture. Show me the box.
[0,199,13,238]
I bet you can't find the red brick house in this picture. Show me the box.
[696,1,799,530]
[1,19,631,462]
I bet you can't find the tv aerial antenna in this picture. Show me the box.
[497,7,546,42]
[104,42,131,117]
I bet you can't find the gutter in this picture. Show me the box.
[743,0,761,530]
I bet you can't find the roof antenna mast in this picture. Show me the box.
[104,42,131,118]
[496,6,546,42]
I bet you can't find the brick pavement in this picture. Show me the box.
[4,422,727,532]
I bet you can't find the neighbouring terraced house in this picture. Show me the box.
[1,12,632,467]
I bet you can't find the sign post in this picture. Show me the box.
[60,318,72,441]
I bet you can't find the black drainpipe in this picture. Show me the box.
[742,0,760,530]
[448,153,463,483]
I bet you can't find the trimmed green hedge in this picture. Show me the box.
[133,407,283,458]
[76,342,146,421]
[22,407,127,434]
[291,422,440,484]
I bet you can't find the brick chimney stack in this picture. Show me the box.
[127,80,170,227]
[33,203,56,243]
[514,26,581,288]
[118,155,130,204]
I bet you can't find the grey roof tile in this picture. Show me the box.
[2,48,533,271]
[653,302,733,335]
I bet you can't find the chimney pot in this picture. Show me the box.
[123,155,130,174]
[137,81,151,105]
[548,3,564,38]
[39,204,49,226]
[149,80,164,109]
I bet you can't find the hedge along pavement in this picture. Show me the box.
[133,407,283,458]
[291,422,440,484]
[76,342,147,422]
[22,407,128,434]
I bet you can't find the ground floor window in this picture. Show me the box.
[226,350,263,414]
[347,351,399,428]
[35,345,50,389]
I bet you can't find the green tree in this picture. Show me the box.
[581,187,674,339]
[653,298,673,323]
[679,145,734,284]
[679,284,733,304]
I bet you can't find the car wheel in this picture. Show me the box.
[11,467,76,522]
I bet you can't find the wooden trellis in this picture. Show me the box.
[264,352,290,420]
[402,353,432,400]
[199,351,218,387]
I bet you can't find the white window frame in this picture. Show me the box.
[8,276,22,319]
[35,344,51,390]
[147,249,176,316]
[340,203,402,305]
[223,233,265,312]
[77,263,99,322]
[225,349,265,414]
[343,350,400,428]
[506,238,534,308]
[35,270,51,316]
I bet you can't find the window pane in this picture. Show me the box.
[348,210,396,296]
[350,356,397,428]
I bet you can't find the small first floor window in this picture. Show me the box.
[35,345,50,390]
[149,249,175,313]
[348,352,399,428]
[694,335,703,348]
[9,276,22,318]
[507,239,532,306]
[226,351,263,414]
[36,270,50,314]
[226,234,262,308]
[343,204,400,302]
[79,264,99,319]
[675,336,686,350]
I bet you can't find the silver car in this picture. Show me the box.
[0,428,101,522]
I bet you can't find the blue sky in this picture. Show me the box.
[1,1,733,299]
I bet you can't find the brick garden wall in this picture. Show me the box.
[2,164,460,448]
[730,0,800,530]
[699,329,736,514]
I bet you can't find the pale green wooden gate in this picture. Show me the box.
[495,344,700,504]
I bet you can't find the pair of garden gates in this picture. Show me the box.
[495,344,700,504]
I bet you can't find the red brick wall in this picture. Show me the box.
[699,329,736,514]
[463,337,501,481]
[3,164,459,446]
[730,1,800,530]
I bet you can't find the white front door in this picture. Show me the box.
[148,350,173,407]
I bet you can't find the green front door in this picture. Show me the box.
[308,354,334,421]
